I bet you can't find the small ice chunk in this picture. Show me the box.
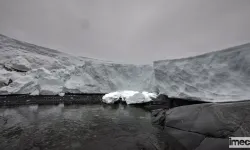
[126,93,152,104]
[59,93,65,97]
[102,91,121,104]
[102,90,156,104]
[102,90,139,104]
[120,91,139,101]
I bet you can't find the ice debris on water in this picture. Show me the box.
[102,90,157,104]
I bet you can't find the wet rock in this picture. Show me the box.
[145,94,205,111]
[151,109,166,127]
[161,126,205,150]
[152,101,250,150]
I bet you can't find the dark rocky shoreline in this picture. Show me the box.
[0,94,105,106]
[151,100,250,150]
[0,93,207,108]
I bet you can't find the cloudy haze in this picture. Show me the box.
[0,0,250,64]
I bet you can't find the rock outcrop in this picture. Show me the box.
[143,94,205,111]
[152,101,250,150]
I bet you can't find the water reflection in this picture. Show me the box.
[0,104,161,150]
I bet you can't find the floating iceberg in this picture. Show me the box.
[102,91,157,104]
[58,93,65,97]
[1,34,250,102]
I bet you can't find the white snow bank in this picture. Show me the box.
[30,68,64,95]
[38,76,64,95]
[4,56,31,72]
[0,33,155,95]
[102,91,157,104]
[0,67,65,95]
[64,74,100,93]
[0,76,36,94]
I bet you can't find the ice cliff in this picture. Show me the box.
[0,34,155,95]
[1,34,250,102]
[154,43,250,102]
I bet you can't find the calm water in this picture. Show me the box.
[0,104,162,150]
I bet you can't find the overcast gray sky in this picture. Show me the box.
[0,0,250,64]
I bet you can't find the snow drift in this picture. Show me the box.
[154,43,250,102]
[0,34,155,95]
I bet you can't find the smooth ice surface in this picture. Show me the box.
[0,34,155,95]
[154,43,250,102]
[102,91,157,104]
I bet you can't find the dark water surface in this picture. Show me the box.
[0,104,162,150]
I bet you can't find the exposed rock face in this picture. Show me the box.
[154,43,250,102]
[0,34,155,95]
[152,101,250,150]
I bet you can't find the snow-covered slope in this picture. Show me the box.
[0,34,155,95]
[154,43,250,102]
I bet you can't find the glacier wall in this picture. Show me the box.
[1,33,250,102]
[0,34,155,95]
[154,44,250,102]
